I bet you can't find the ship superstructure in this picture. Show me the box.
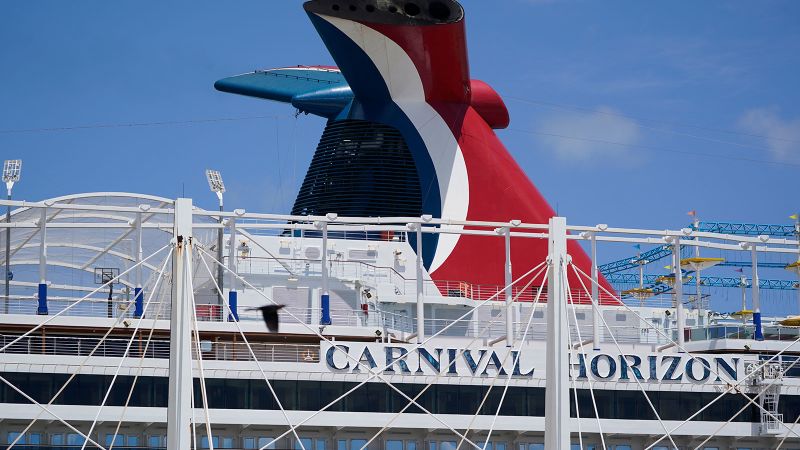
[1,1,800,449]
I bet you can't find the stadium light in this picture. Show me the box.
[3,159,22,313]
[205,169,225,205]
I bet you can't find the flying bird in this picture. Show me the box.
[247,305,285,332]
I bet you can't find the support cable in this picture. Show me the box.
[199,248,548,450]
[0,244,170,353]
[453,266,549,450]
[78,251,173,450]
[360,263,549,450]
[188,249,216,450]
[570,263,680,450]
[691,355,800,450]
[776,406,800,449]
[481,267,552,450]
[107,273,171,449]
[0,374,108,450]
[4,249,172,450]
[571,264,800,445]
[562,270,583,450]
[197,252,308,450]
[565,282,607,450]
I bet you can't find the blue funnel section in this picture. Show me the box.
[214,67,353,118]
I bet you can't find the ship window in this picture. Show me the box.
[297,438,314,450]
[128,436,141,446]
[244,438,256,449]
[222,437,235,448]
[387,440,404,450]
[259,437,276,449]
[51,434,64,445]
[6,432,24,445]
[317,439,328,450]
[338,440,347,450]
[351,439,368,450]
[66,433,85,445]
[29,434,42,445]
[615,314,627,322]
[105,434,124,446]
[575,312,586,320]
[407,441,418,450]
[148,435,163,447]
[201,436,220,449]
[528,445,544,450]
[440,442,457,450]
[686,319,696,326]
[428,442,437,450]
[533,310,544,319]
[615,446,632,450]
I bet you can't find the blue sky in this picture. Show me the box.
[1,0,799,314]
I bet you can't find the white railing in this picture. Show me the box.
[0,333,319,363]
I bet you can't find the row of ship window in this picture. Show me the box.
[1,372,799,423]
[2,433,770,450]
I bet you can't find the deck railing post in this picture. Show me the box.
[751,244,763,341]
[227,217,239,321]
[673,239,685,350]
[590,232,601,350]
[37,207,48,315]
[134,211,144,318]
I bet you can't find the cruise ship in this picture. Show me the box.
[1,1,800,449]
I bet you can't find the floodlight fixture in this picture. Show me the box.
[3,160,22,194]
[205,169,225,203]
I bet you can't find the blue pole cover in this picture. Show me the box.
[321,293,332,325]
[753,311,764,341]
[134,287,144,318]
[37,283,48,315]
[228,290,239,322]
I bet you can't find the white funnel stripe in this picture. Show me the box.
[319,14,468,274]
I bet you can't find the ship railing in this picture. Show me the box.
[686,324,800,342]
[236,219,408,243]
[374,310,675,344]
[0,333,320,363]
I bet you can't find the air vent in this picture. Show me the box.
[348,249,377,260]
[305,246,322,260]
[291,119,423,218]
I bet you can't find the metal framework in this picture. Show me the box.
[0,193,799,450]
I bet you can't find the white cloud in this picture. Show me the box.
[738,108,800,163]
[533,107,641,163]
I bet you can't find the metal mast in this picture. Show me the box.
[545,216,569,449]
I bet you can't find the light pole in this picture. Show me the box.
[206,169,225,320]
[3,159,21,314]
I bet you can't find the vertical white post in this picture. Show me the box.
[673,240,685,350]
[416,223,424,344]
[320,221,331,325]
[751,245,763,341]
[591,233,601,350]
[217,199,224,319]
[36,207,48,315]
[796,222,800,315]
[133,211,144,318]
[167,198,193,450]
[545,216,569,450]
[504,227,514,347]
[740,276,747,324]
[227,217,239,321]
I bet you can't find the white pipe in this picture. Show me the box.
[504,227,514,347]
[673,240,685,351]
[416,223,424,344]
[591,232,601,350]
